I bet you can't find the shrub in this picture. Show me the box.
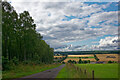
[54,57,58,59]
[83,60,88,64]
[108,61,113,63]
[68,60,72,63]
[2,57,10,71]
[62,62,65,64]
[78,59,82,64]
[67,60,77,64]
[87,60,90,63]
[94,54,99,61]
[12,57,19,65]
[108,61,116,63]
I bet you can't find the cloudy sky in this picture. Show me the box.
[8,0,119,51]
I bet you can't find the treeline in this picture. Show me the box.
[2,2,54,70]
[54,50,119,55]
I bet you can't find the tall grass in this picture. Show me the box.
[56,63,92,78]
[3,63,61,79]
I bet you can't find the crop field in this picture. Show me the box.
[64,58,80,62]
[81,58,96,61]
[96,54,118,62]
[68,54,94,57]
[64,54,95,62]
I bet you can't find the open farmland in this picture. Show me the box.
[64,54,95,62]
[96,54,118,62]
[68,54,94,57]
[64,58,80,62]
[57,64,118,78]
[81,58,96,61]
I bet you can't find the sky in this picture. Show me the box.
[7,0,120,51]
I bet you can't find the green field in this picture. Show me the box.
[3,64,61,79]
[57,64,118,78]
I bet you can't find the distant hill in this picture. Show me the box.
[54,50,119,55]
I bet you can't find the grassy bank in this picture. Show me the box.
[3,63,61,79]
[57,64,118,78]
[56,64,86,78]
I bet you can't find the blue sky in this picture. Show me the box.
[61,2,118,50]
[10,1,119,51]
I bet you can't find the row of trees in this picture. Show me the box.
[2,1,54,70]
[66,59,90,64]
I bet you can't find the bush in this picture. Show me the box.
[67,60,77,64]
[108,61,116,63]
[54,57,58,59]
[73,60,77,64]
[87,60,90,63]
[12,57,19,65]
[94,54,99,61]
[2,57,10,71]
[78,59,82,64]
[83,60,88,64]
[62,62,65,64]
[68,60,72,63]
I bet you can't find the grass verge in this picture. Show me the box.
[56,64,87,78]
[3,63,61,79]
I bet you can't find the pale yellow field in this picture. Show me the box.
[68,54,94,57]
[81,58,96,61]
[96,54,118,62]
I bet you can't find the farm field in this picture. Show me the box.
[57,64,118,78]
[75,64,118,78]
[64,58,80,62]
[68,54,94,57]
[63,54,119,63]
[64,54,95,62]
[96,54,118,62]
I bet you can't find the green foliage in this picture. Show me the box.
[67,60,77,64]
[54,57,58,59]
[78,59,90,64]
[108,61,116,63]
[2,2,54,70]
[2,57,10,70]
[12,57,19,65]
[78,59,82,64]
[3,64,61,79]
[94,54,99,61]
[62,62,65,64]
